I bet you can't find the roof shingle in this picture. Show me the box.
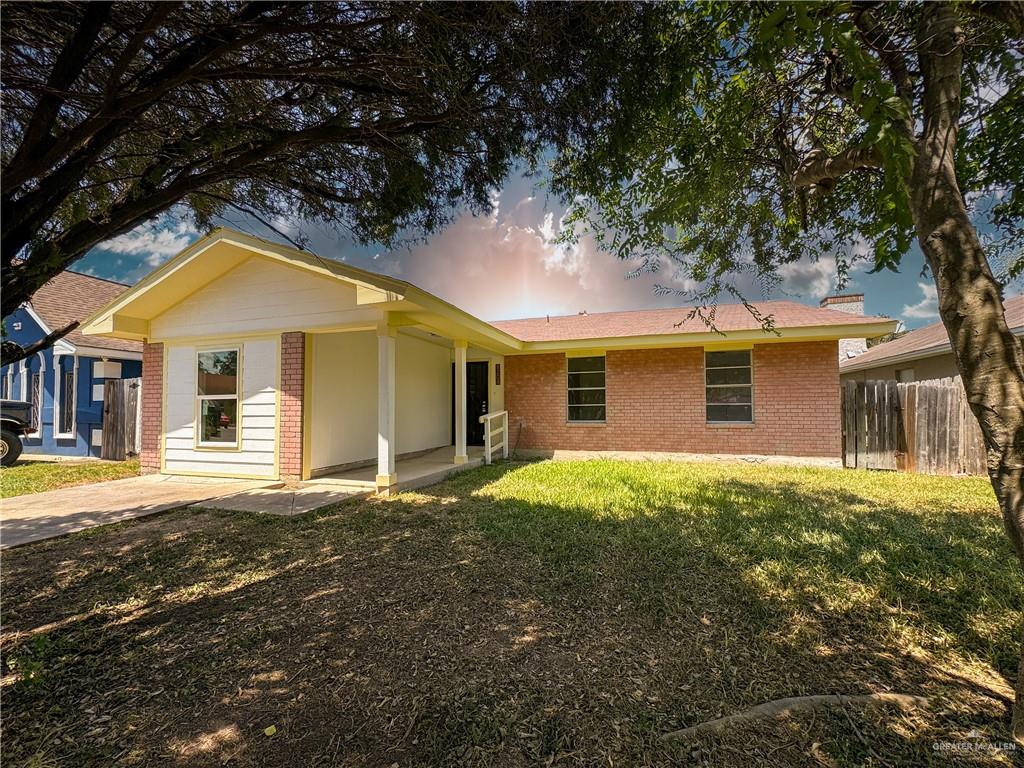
[490,300,890,342]
[29,271,142,355]
[839,294,1024,371]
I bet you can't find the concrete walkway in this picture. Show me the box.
[1,475,275,548]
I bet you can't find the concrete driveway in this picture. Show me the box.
[1,475,275,548]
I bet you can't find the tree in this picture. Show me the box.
[548,0,1024,739]
[1,0,649,364]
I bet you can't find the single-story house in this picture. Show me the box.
[81,228,895,492]
[1,271,143,457]
[840,294,1024,383]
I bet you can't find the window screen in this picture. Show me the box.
[705,350,752,422]
[568,356,605,422]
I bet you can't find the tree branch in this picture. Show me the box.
[965,1,1024,35]
[791,145,883,191]
[1,321,79,368]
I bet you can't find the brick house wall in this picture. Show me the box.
[279,331,305,480]
[504,341,840,457]
[140,341,163,473]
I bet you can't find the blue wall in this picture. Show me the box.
[2,307,142,457]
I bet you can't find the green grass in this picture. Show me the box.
[0,458,140,498]
[1,459,1018,767]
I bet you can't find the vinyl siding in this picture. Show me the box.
[163,337,278,478]
[150,256,373,339]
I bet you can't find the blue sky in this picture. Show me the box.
[75,170,1020,330]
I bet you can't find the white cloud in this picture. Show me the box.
[778,256,836,299]
[373,204,686,320]
[102,217,198,266]
[902,282,939,319]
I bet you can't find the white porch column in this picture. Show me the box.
[376,322,398,493]
[454,340,468,464]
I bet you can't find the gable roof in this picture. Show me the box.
[82,226,897,353]
[29,271,142,355]
[491,301,892,343]
[839,294,1024,373]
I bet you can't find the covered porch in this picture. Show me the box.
[311,445,487,493]
[303,318,508,495]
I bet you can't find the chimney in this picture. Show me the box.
[820,294,868,360]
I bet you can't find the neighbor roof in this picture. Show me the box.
[491,301,892,343]
[839,294,1024,373]
[30,271,142,354]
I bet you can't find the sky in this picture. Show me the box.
[75,170,1021,331]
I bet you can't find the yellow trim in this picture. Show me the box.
[507,321,897,354]
[301,333,313,481]
[193,346,243,452]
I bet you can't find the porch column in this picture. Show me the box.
[376,322,398,494]
[454,340,468,464]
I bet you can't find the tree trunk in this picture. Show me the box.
[911,2,1024,744]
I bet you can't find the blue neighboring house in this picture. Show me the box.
[1,271,142,457]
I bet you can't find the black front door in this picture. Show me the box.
[452,361,489,446]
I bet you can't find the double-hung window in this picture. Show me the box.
[567,355,605,422]
[197,350,239,447]
[705,350,753,423]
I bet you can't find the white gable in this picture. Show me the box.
[150,256,371,339]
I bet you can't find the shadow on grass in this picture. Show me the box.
[1,459,1018,767]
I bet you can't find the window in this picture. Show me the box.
[705,350,753,423]
[29,372,41,433]
[0,373,8,399]
[567,355,605,422]
[895,368,915,383]
[53,355,77,437]
[197,349,239,446]
[494,363,501,386]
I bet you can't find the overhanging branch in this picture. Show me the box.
[1,320,78,367]
[791,145,883,191]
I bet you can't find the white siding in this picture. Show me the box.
[309,331,451,471]
[164,337,278,478]
[310,331,378,469]
[397,333,451,455]
[150,256,376,339]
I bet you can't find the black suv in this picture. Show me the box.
[1,399,33,466]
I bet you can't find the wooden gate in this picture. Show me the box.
[101,377,142,460]
[842,377,986,476]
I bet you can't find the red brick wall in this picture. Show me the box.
[279,332,305,479]
[140,342,163,473]
[504,341,840,457]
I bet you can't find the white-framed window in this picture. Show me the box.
[53,354,78,438]
[895,368,915,383]
[705,349,753,423]
[567,355,606,422]
[196,349,240,447]
[29,371,42,435]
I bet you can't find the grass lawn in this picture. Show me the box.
[0,457,140,498]
[1,459,1019,766]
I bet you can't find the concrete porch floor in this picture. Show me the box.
[312,445,485,492]
[196,446,487,517]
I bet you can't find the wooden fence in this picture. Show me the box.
[101,377,141,461]
[842,377,987,476]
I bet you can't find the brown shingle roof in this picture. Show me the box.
[490,300,890,343]
[29,271,142,355]
[839,294,1024,371]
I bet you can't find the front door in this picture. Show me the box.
[451,361,489,446]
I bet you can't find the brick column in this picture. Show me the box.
[140,342,163,473]
[279,332,306,481]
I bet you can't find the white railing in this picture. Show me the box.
[478,410,509,464]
